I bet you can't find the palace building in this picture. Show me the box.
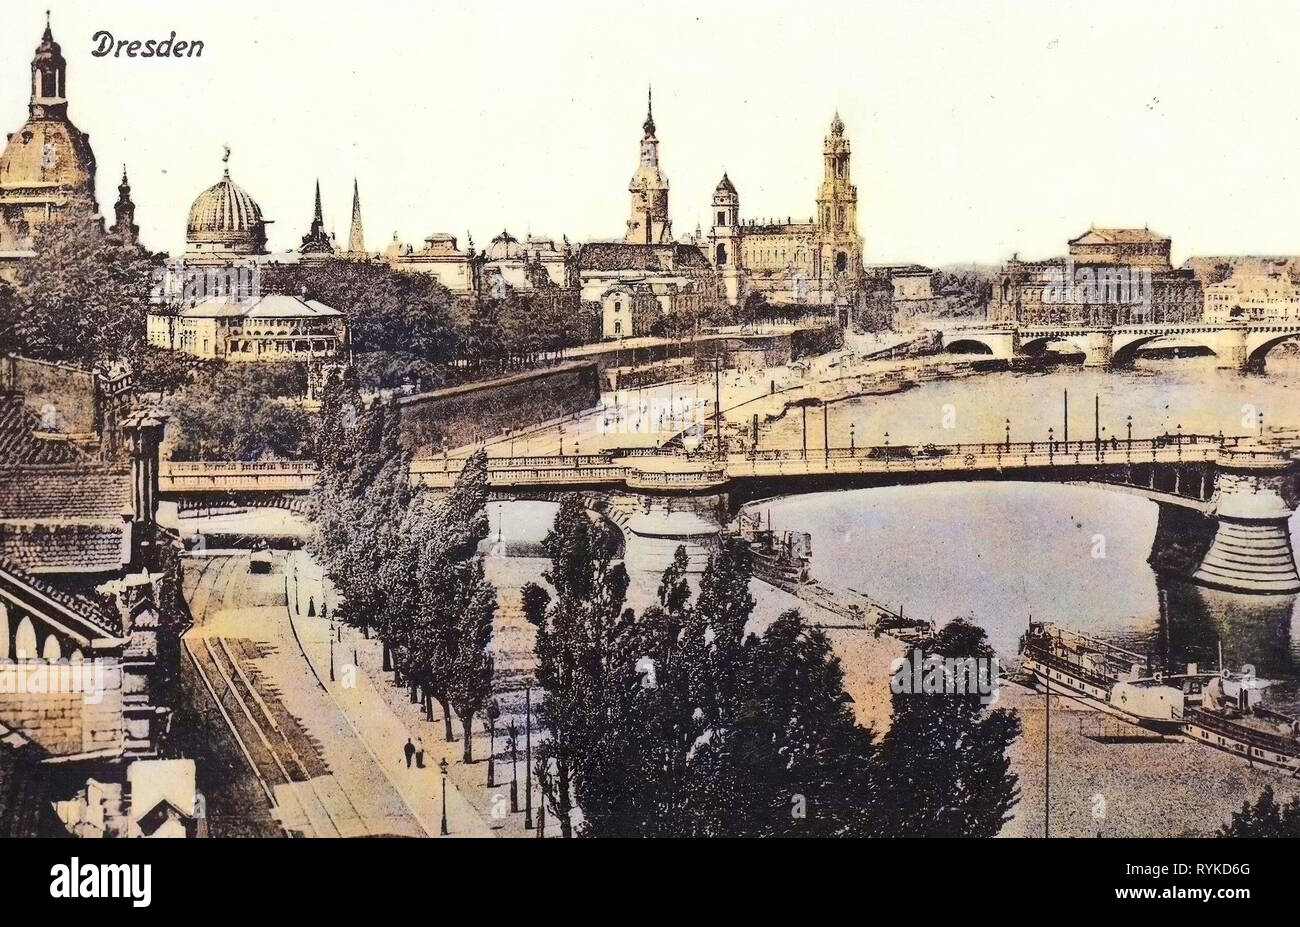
[987,228,1203,325]
[0,16,101,279]
[704,113,864,311]
[146,293,348,362]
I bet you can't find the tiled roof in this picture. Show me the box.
[1069,228,1168,245]
[0,465,132,520]
[0,394,87,466]
[578,242,711,273]
[0,556,122,639]
[0,522,128,573]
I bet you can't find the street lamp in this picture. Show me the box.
[439,757,449,836]
[524,683,534,829]
[486,699,500,788]
[1048,426,1054,462]
[506,719,519,813]
[850,422,856,457]
[1005,418,1011,449]
[1126,415,1132,447]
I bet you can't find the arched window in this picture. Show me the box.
[717,211,726,227]
[716,244,728,267]
[14,617,36,660]
[835,251,848,274]
[614,320,622,335]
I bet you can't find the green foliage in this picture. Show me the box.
[163,362,313,460]
[1221,785,1300,837]
[2,205,164,366]
[868,618,1022,836]
[529,514,1022,838]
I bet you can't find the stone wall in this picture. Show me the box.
[0,659,124,756]
[398,361,600,456]
[4,355,99,436]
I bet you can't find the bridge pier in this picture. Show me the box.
[1151,447,1299,594]
[1213,326,1250,371]
[1082,329,1114,367]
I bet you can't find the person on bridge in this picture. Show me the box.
[404,738,416,769]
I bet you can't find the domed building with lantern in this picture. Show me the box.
[146,151,349,368]
[0,16,102,279]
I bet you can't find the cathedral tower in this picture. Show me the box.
[625,88,671,245]
[109,165,139,246]
[709,173,743,304]
[816,112,861,279]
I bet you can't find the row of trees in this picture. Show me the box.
[0,210,599,390]
[309,372,497,759]
[522,497,1023,837]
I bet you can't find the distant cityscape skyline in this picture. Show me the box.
[5,0,1300,266]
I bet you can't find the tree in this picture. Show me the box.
[868,618,1022,837]
[528,494,631,838]
[4,204,163,366]
[1221,785,1300,837]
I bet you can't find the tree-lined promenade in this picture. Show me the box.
[309,370,1024,836]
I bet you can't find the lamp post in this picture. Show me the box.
[486,699,499,788]
[506,719,519,813]
[1048,426,1054,462]
[850,422,856,457]
[1005,418,1011,449]
[1126,415,1132,448]
[558,425,564,458]
[439,757,449,836]
[524,683,534,829]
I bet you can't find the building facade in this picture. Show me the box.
[704,113,864,309]
[987,228,1203,325]
[147,293,348,362]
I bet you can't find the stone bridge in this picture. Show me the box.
[943,322,1300,370]
[160,432,1300,595]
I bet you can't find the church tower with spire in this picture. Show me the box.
[624,88,671,245]
[816,111,860,280]
[109,165,139,246]
[346,179,366,258]
[299,179,335,260]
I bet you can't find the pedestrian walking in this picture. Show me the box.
[416,737,426,769]
[404,738,415,768]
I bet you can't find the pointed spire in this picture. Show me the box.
[347,179,365,255]
[643,84,656,136]
[313,179,323,225]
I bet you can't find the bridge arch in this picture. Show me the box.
[944,338,995,355]
[1110,333,1218,368]
[1020,336,1086,358]
[1246,332,1300,369]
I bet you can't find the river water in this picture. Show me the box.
[756,355,1300,706]
[494,354,1300,706]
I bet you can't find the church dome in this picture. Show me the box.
[715,173,737,195]
[0,117,96,194]
[487,230,523,261]
[186,155,268,255]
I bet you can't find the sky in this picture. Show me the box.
[4,0,1299,266]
